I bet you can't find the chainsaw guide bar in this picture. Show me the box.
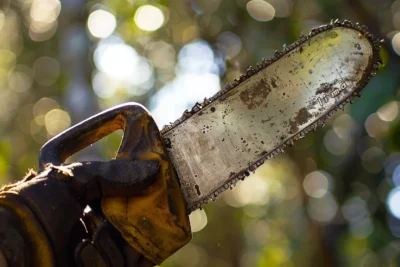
[161,19,383,212]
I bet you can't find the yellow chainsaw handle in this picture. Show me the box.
[39,103,149,170]
[39,102,192,265]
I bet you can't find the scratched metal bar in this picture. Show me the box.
[162,21,381,212]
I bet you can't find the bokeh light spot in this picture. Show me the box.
[45,109,71,136]
[29,0,60,41]
[361,147,386,174]
[8,66,33,93]
[235,175,269,206]
[92,72,117,99]
[246,0,275,22]
[189,209,208,232]
[392,165,400,186]
[350,217,374,238]
[333,114,357,139]
[178,40,215,73]
[392,0,400,14]
[323,130,351,156]
[342,196,369,222]
[303,171,329,198]
[30,0,61,24]
[94,39,139,79]
[216,31,242,60]
[0,49,16,70]
[392,32,400,55]
[377,101,399,122]
[387,187,400,219]
[87,10,117,39]
[128,58,153,86]
[393,13,400,30]
[134,5,165,32]
[364,113,390,138]
[307,192,338,223]
[147,41,176,69]
[33,97,59,118]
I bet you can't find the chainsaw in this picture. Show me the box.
[37,19,382,264]
[161,19,382,212]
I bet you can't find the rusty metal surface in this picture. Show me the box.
[161,20,382,212]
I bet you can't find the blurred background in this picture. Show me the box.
[0,0,399,266]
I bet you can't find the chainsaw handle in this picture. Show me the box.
[38,103,150,171]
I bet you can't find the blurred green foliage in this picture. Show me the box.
[1,0,400,266]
